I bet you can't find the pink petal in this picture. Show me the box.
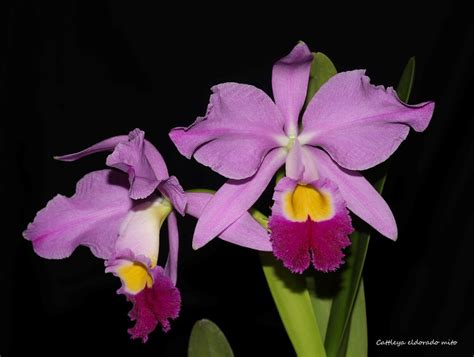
[301,70,435,170]
[192,148,287,249]
[272,42,313,136]
[158,176,187,216]
[23,170,132,259]
[300,144,320,183]
[106,129,166,199]
[307,146,398,240]
[285,139,305,181]
[143,139,170,179]
[169,83,285,180]
[164,212,179,285]
[54,135,128,161]
[185,192,271,251]
[56,128,172,200]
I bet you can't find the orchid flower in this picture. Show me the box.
[170,43,435,273]
[24,128,270,341]
[24,129,184,342]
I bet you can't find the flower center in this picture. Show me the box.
[283,184,334,222]
[117,261,153,294]
[286,134,298,150]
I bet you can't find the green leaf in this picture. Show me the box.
[261,253,327,357]
[306,276,333,341]
[396,57,415,103]
[324,230,370,357]
[249,208,269,227]
[188,319,234,357]
[186,188,216,194]
[254,207,325,357]
[305,52,337,104]
[342,280,367,357]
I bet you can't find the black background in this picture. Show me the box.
[2,2,473,356]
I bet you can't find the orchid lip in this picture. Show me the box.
[269,177,353,273]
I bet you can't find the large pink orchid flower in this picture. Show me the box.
[170,43,435,273]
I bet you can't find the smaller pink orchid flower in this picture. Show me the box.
[170,43,435,273]
[24,129,269,341]
[24,129,184,342]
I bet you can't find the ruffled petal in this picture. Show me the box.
[169,83,285,179]
[192,148,286,249]
[272,42,313,136]
[106,129,167,199]
[158,176,187,216]
[269,177,353,273]
[307,146,397,240]
[301,70,435,170]
[124,266,181,342]
[56,129,170,200]
[143,139,170,180]
[23,170,132,260]
[185,192,271,251]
